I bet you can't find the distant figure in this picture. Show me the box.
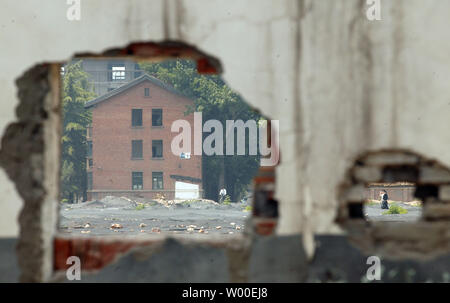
[219,187,227,203]
[380,190,389,209]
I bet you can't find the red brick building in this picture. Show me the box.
[84,74,202,201]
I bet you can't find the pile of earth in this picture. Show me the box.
[64,196,248,211]
[170,199,246,210]
[66,196,139,210]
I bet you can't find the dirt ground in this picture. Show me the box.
[364,201,422,222]
[59,196,249,236]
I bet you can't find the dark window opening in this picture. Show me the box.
[88,158,93,168]
[132,109,143,127]
[152,109,162,126]
[131,140,143,159]
[348,203,364,219]
[134,63,142,78]
[144,87,150,97]
[152,140,163,158]
[132,172,143,190]
[152,172,163,190]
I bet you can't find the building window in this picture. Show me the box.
[108,63,125,81]
[132,109,143,127]
[131,140,143,159]
[152,109,162,126]
[132,172,143,190]
[87,172,93,190]
[152,140,163,158]
[134,63,142,78]
[152,172,163,190]
[87,141,92,158]
[144,87,150,97]
[88,158,93,168]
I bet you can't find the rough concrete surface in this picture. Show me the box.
[0,239,19,282]
[0,64,50,283]
[248,235,308,282]
[1,0,450,283]
[72,238,231,283]
[364,202,422,222]
[60,197,249,236]
[309,236,450,283]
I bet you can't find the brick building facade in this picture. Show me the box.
[365,183,416,202]
[84,74,202,201]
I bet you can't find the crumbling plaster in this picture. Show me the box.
[0,0,450,257]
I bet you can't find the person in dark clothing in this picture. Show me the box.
[380,190,389,209]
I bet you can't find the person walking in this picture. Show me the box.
[380,190,389,209]
[219,187,227,203]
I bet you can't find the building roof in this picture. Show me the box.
[84,73,187,109]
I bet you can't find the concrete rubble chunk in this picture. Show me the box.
[344,184,365,202]
[371,222,445,241]
[439,185,450,201]
[420,166,450,183]
[249,236,307,282]
[423,204,450,220]
[364,152,419,166]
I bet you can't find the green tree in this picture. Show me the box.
[139,60,262,201]
[60,60,96,203]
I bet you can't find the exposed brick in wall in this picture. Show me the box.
[76,41,221,75]
[53,237,159,271]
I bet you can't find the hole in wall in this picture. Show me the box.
[363,182,422,222]
[0,41,280,279]
[337,149,450,259]
[56,41,280,245]
[59,56,268,238]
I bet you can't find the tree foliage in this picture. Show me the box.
[139,60,262,201]
[60,60,96,202]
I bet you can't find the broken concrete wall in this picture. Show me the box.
[1,0,450,282]
[286,0,450,239]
